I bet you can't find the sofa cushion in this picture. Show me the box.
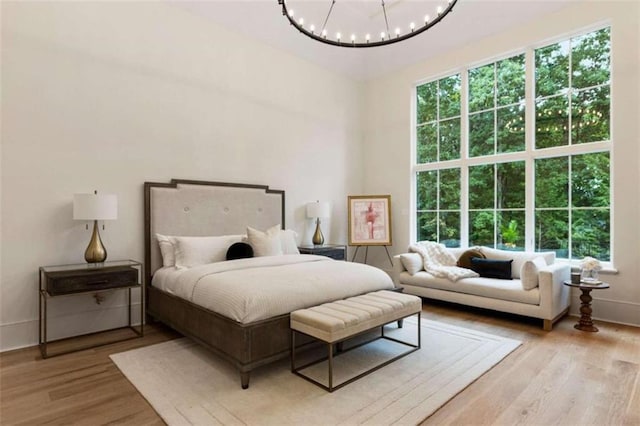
[470,257,513,280]
[457,249,485,269]
[399,271,540,305]
[400,253,423,275]
[521,256,547,290]
[479,248,555,279]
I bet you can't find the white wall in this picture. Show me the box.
[0,2,364,351]
[362,1,640,326]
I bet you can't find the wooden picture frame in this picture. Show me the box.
[348,195,392,246]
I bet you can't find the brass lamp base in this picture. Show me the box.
[312,218,325,246]
[85,220,107,263]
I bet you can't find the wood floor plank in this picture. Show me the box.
[625,371,640,425]
[1,300,637,425]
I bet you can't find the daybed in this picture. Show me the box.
[393,245,571,330]
[144,179,395,389]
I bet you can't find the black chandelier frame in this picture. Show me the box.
[278,0,459,48]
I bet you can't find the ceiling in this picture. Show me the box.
[174,0,579,80]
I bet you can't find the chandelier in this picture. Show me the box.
[278,0,459,48]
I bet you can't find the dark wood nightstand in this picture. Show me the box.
[39,260,144,358]
[298,244,346,261]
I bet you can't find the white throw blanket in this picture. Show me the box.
[409,241,479,282]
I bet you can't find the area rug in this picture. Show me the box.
[111,318,520,425]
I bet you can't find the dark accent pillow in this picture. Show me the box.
[226,242,254,260]
[470,257,513,280]
[457,249,486,269]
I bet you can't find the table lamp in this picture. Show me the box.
[306,201,330,246]
[73,191,118,263]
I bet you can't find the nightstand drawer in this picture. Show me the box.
[46,266,138,295]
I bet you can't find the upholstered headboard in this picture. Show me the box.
[144,179,285,283]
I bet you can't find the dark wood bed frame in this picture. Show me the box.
[144,179,301,389]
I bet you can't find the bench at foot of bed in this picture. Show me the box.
[289,290,422,392]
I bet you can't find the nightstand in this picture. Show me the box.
[39,260,144,358]
[298,244,346,261]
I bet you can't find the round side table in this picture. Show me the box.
[563,280,610,332]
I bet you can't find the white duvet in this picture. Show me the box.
[152,254,395,323]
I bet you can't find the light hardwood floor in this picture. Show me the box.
[1,301,638,425]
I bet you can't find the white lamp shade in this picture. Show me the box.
[306,201,330,219]
[73,193,118,220]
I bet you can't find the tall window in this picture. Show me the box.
[469,54,525,156]
[416,168,461,245]
[468,161,526,248]
[416,74,461,163]
[416,74,462,246]
[413,27,611,261]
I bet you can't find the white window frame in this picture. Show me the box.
[411,25,613,266]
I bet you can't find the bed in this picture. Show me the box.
[144,179,395,388]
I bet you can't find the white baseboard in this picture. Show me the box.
[569,295,640,327]
[0,302,143,353]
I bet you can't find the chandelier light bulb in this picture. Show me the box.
[336,32,341,41]
[380,31,386,40]
[410,22,415,31]
[289,9,294,17]
[395,28,401,37]
[425,15,430,23]
[366,33,371,42]
[322,29,327,38]
[310,24,315,33]
[437,6,443,15]
[351,34,356,42]
[299,18,304,26]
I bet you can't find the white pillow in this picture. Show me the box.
[520,256,547,290]
[245,225,300,256]
[280,229,300,255]
[155,233,175,267]
[400,253,423,275]
[247,225,283,257]
[172,235,243,269]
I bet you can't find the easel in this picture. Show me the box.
[350,245,394,267]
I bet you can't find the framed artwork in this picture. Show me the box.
[348,195,392,246]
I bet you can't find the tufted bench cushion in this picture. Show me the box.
[290,290,422,343]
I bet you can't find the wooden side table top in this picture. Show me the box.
[563,280,610,290]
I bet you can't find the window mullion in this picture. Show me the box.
[436,80,441,162]
[493,63,498,155]
[568,36,574,147]
[492,164,498,248]
[525,46,536,251]
[492,63,499,248]
[460,67,470,247]
[436,79,441,243]
[568,156,573,259]
[567,37,574,259]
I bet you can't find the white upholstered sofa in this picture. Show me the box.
[393,246,571,330]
